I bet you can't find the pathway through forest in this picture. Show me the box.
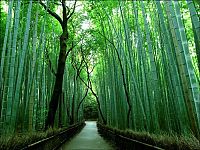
[59,121,115,150]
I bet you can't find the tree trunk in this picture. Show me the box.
[45,33,67,129]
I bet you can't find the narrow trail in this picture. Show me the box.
[59,121,115,150]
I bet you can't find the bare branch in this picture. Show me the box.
[39,0,63,26]
[76,64,90,113]
[89,65,95,74]
[53,2,62,6]
[76,59,84,78]
[71,54,84,80]
[67,0,77,20]
[78,75,90,90]
[78,58,107,125]
[66,5,70,17]
[65,42,74,60]
[76,85,89,115]
[96,31,117,51]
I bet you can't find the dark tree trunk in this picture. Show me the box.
[39,0,76,129]
[45,33,67,129]
[76,86,89,121]
[58,92,64,128]
[93,92,107,125]
[77,58,107,125]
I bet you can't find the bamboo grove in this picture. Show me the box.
[0,0,200,143]
[0,0,88,135]
[91,1,200,140]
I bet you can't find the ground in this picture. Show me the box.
[59,121,115,150]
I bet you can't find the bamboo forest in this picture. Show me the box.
[0,0,200,150]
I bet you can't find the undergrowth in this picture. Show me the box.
[123,129,200,150]
[0,127,64,150]
[100,123,200,150]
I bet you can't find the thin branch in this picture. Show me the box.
[71,33,87,50]
[75,4,83,8]
[66,5,70,17]
[65,42,74,60]
[39,0,63,26]
[97,30,132,127]
[79,76,89,89]
[71,55,84,80]
[97,31,118,51]
[65,36,83,60]
[89,65,95,74]
[80,59,107,125]
[67,0,77,20]
[76,86,89,115]
[76,68,90,115]
[53,2,62,6]
[76,59,84,79]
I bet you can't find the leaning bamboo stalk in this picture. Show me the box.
[166,1,200,138]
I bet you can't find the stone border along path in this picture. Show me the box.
[59,121,116,150]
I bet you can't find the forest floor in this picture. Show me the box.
[59,121,116,150]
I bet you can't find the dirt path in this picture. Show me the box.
[59,121,115,150]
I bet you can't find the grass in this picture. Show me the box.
[98,123,200,150]
[0,121,85,150]
[123,129,200,150]
[0,127,63,150]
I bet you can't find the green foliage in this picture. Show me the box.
[88,0,200,140]
[0,2,7,55]
[99,123,200,150]
[84,92,98,120]
[0,0,85,134]
[0,0,199,146]
[0,126,70,150]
